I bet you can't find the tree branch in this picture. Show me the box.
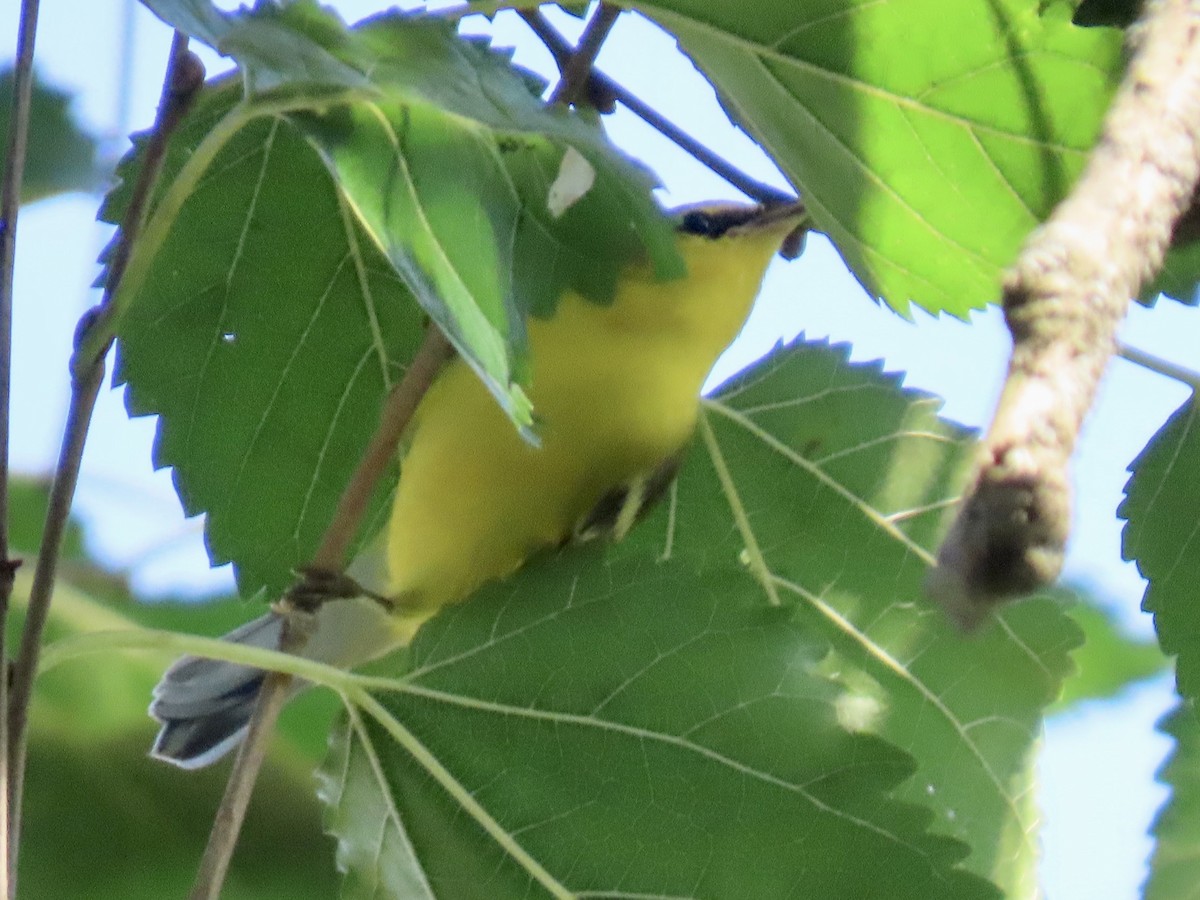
[0,3,42,890]
[188,324,453,900]
[927,0,1200,630]
[5,31,203,885]
[547,3,622,107]
[519,9,795,205]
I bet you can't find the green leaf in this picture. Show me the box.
[702,341,1078,896]
[614,0,1127,315]
[113,82,418,599]
[1120,395,1200,698]
[7,475,86,562]
[318,338,1077,898]
[0,67,99,203]
[1145,700,1200,900]
[322,561,996,900]
[1149,240,1200,306]
[110,8,689,596]
[1051,593,1167,713]
[126,2,680,426]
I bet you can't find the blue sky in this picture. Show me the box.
[5,2,1198,896]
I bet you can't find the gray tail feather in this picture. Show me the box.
[149,612,283,769]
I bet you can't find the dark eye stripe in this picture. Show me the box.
[678,207,758,238]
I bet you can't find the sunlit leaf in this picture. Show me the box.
[614,0,1130,315]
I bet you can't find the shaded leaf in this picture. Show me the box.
[114,82,418,599]
[318,338,1077,898]
[1073,0,1143,28]
[617,0,1128,315]
[1120,395,1200,699]
[1052,593,1167,713]
[7,475,85,562]
[1145,700,1200,900]
[0,68,99,203]
[126,2,679,426]
[322,559,996,900]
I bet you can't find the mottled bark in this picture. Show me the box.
[928,0,1200,629]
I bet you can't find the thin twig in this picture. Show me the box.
[520,9,795,205]
[188,324,454,900]
[0,2,42,890]
[1119,342,1200,391]
[5,31,203,883]
[547,3,622,106]
[927,0,1200,630]
[186,661,293,900]
[82,37,205,364]
[313,328,455,569]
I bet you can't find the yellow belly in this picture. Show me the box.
[384,219,793,624]
[387,303,700,613]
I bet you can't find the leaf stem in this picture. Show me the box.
[0,3,42,890]
[5,31,203,887]
[697,411,781,606]
[547,3,621,107]
[39,627,355,690]
[520,9,795,205]
[189,323,453,900]
[1118,342,1200,391]
[347,690,575,900]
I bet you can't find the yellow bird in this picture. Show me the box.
[150,201,805,768]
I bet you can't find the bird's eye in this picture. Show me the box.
[680,210,725,237]
[681,211,715,236]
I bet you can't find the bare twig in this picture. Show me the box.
[520,9,795,205]
[927,0,1200,630]
[547,3,622,107]
[188,324,453,900]
[518,8,617,111]
[81,36,205,363]
[5,31,203,883]
[0,3,42,890]
[186,648,294,900]
[313,328,454,569]
[1119,342,1200,391]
